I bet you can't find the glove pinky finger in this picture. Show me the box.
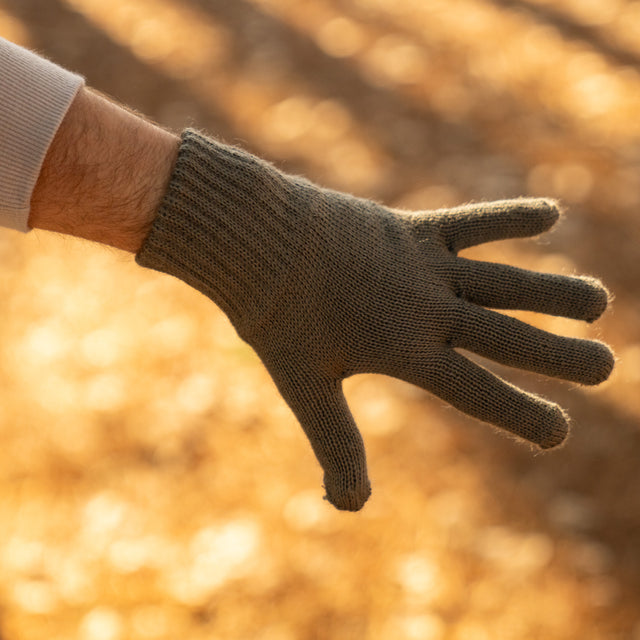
[405,351,569,448]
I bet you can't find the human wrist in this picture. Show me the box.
[29,87,180,253]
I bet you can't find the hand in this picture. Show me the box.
[137,130,614,511]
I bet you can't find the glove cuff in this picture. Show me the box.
[136,129,302,339]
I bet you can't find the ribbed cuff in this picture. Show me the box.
[0,38,85,232]
[136,130,302,339]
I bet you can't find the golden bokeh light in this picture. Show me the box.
[0,0,639,638]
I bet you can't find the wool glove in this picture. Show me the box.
[136,129,614,511]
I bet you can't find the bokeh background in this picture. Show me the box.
[1,0,640,638]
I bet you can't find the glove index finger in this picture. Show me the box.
[435,198,561,253]
[399,351,569,449]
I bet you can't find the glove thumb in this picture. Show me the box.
[274,370,371,511]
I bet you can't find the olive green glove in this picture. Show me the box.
[137,129,614,511]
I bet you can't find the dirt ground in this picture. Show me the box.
[1,0,640,638]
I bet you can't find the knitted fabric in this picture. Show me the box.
[136,129,614,511]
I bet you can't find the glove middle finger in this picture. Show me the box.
[450,302,615,385]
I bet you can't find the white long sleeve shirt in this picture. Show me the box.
[0,37,84,232]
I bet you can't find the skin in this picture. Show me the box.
[29,87,180,253]
[21,82,615,511]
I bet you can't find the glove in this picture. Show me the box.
[136,129,614,512]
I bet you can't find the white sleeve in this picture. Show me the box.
[0,38,84,232]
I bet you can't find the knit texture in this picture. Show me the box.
[137,129,614,511]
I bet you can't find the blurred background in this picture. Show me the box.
[1,0,640,638]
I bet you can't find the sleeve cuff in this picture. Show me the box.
[0,38,85,232]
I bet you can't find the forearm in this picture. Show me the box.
[0,37,84,231]
[29,87,180,253]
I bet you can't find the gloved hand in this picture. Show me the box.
[137,129,614,512]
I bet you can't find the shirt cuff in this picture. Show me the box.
[0,38,84,232]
